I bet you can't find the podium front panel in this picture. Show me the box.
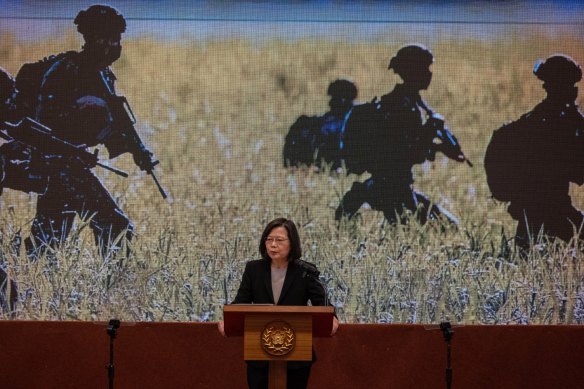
[244,314,312,361]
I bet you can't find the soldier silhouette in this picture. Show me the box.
[0,67,17,123]
[0,67,29,314]
[0,67,47,196]
[485,55,584,250]
[283,79,357,169]
[20,5,149,259]
[336,45,466,224]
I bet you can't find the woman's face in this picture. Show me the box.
[265,226,291,263]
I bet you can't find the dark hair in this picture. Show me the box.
[259,218,302,262]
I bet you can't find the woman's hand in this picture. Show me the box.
[331,316,339,336]
[217,320,226,337]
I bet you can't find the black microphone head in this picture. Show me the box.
[108,319,121,329]
[296,259,320,277]
[107,319,121,337]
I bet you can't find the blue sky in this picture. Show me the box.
[2,1,583,42]
[2,0,584,22]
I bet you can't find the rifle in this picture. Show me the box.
[0,117,128,177]
[99,70,168,200]
[418,99,473,167]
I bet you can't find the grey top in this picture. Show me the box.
[271,266,287,304]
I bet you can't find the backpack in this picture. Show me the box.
[339,98,383,174]
[15,52,73,118]
[484,119,528,202]
[283,115,323,167]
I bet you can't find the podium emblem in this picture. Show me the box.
[261,320,296,356]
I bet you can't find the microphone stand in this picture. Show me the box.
[106,319,121,389]
[440,322,454,389]
[316,273,329,308]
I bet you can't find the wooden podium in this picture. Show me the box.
[224,305,334,389]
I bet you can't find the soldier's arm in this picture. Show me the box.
[395,106,432,163]
[572,110,584,185]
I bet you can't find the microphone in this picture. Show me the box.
[106,319,121,389]
[107,319,120,338]
[296,260,328,308]
[298,260,320,278]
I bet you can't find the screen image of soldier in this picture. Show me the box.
[283,79,357,169]
[0,67,32,314]
[336,45,470,224]
[0,67,48,196]
[485,55,584,250]
[17,5,161,259]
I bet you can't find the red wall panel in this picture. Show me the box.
[0,321,581,388]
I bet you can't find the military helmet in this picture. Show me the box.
[69,95,113,142]
[533,55,582,85]
[388,44,434,75]
[74,5,126,38]
[327,79,358,100]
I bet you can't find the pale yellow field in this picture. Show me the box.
[1,30,583,324]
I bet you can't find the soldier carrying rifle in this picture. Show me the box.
[336,45,470,224]
[0,67,47,196]
[0,67,31,314]
[17,5,163,259]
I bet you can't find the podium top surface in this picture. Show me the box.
[223,304,334,337]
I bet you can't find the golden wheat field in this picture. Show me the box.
[1,29,584,324]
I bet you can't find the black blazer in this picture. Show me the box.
[232,258,328,369]
[232,259,327,306]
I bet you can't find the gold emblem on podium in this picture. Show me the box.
[261,320,295,356]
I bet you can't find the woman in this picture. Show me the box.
[218,217,339,389]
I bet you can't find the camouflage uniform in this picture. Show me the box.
[24,5,133,258]
[283,79,357,169]
[485,55,584,249]
[336,45,458,224]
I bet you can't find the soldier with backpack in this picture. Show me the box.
[18,5,153,259]
[336,45,468,224]
[0,67,31,314]
[0,67,47,196]
[283,79,357,169]
[485,55,584,250]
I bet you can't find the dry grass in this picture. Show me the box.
[1,28,584,324]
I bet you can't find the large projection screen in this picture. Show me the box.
[1,1,583,325]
